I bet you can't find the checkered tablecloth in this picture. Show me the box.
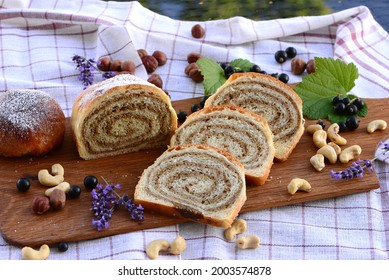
[0,0,388,260]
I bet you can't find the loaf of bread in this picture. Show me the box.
[0,89,66,157]
[205,72,304,161]
[71,74,178,160]
[170,105,275,185]
[134,144,247,228]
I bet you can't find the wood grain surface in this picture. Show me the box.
[0,97,388,247]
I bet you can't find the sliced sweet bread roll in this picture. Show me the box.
[170,105,275,185]
[71,74,177,160]
[205,72,304,161]
[134,144,247,228]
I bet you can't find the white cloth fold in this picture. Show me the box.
[0,0,388,260]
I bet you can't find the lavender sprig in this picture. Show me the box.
[330,142,389,180]
[72,55,115,89]
[90,179,144,231]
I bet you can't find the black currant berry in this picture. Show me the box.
[16,178,30,192]
[220,62,228,70]
[199,95,209,108]
[84,175,98,190]
[342,97,351,105]
[338,121,347,132]
[345,103,358,114]
[270,73,279,78]
[346,115,359,130]
[68,185,82,198]
[274,50,288,63]
[285,47,297,59]
[177,110,188,122]
[334,102,346,114]
[224,65,235,78]
[191,103,202,113]
[250,64,261,73]
[352,98,365,110]
[332,95,342,104]
[57,242,69,252]
[278,73,289,84]
[316,119,326,129]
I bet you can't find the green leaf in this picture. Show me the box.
[315,57,359,92]
[196,57,226,96]
[230,58,255,71]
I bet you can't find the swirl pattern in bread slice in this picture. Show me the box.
[134,144,246,228]
[71,74,177,160]
[205,72,304,161]
[170,105,274,185]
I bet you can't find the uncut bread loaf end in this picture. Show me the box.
[71,74,177,160]
[170,105,275,185]
[134,144,247,228]
[205,72,304,161]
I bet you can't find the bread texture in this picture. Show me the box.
[0,89,66,157]
[170,105,275,185]
[71,74,177,160]
[205,72,304,161]
[134,144,247,228]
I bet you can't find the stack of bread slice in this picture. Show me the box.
[135,72,304,228]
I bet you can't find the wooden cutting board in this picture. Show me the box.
[0,97,388,247]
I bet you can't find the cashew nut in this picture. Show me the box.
[287,178,312,195]
[21,244,50,260]
[38,170,64,187]
[327,142,342,155]
[339,145,362,163]
[146,239,170,259]
[317,144,338,164]
[306,124,323,134]
[236,235,260,249]
[224,219,247,241]
[327,123,347,145]
[367,120,387,133]
[170,236,186,255]
[310,154,325,171]
[313,130,327,148]
[51,163,65,176]
[44,182,71,197]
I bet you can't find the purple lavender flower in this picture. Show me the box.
[330,141,388,180]
[90,181,144,231]
[72,55,115,88]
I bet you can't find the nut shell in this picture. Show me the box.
[152,50,167,66]
[50,188,66,210]
[191,24,205,38]
[32,196,51,215]
[147,74,163,88]
[141,55,158,73]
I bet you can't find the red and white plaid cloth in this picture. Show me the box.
[0,0,388,260]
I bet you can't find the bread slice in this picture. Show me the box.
[134,144,247,228]
[205,72,305,161]
[170,105,275,185]
[71,74,177,160]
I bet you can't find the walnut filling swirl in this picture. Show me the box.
[142,149,245,214]
[81,91,173,156]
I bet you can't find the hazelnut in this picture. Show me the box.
[49,189,66,210]
[137,49,148,59]
[191,24,205,39]
[97,56,111,71]
[32,196,50,215]
[141,55,159,73]
[152,50,167,66]
[110,59,122,72]
[185,63,203,83]
[306,59,316,74]
[121,60,136,74]
[147,73,163,88]
[291,58,307,75]
[187,52,202,64]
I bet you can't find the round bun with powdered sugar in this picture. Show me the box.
[0,89,66,157]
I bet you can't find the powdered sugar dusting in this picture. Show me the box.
[0,89,54,132]
[78,74,156,108]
